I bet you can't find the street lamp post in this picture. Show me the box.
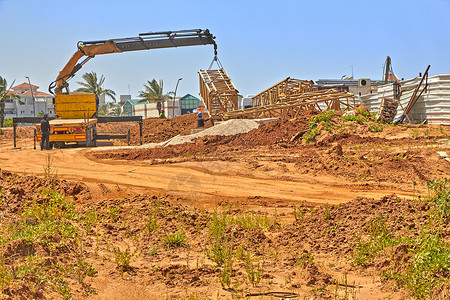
[25,76,36,117]
[172,78,182,118]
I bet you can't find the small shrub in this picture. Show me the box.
[297,251,314,267]
[220,256,233,289]
[293,203,304,223]
[303,127,320,144]
[108,206,120,221]
[357,109,371,117]
[207,240,233,267]
[340,114,366,124]
[113,246,138,275]
[231,211,272,230]
[245,253,262,286]
[309,110,335,128]
[163,229,187,248]
[368,123,384,132]
[43,154,57,179]
[145,209,159,233]
[303,110,336,144]
[3,118,13,127]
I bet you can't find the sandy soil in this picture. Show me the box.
[0,143,414,208]
[1,111,450,299]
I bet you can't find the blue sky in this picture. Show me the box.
[1,0,449,101]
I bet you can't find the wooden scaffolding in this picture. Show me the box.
[198,69,239,119]
[252,77,314,106]
[220,89,355,120]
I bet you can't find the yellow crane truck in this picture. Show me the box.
[14,29,217,148]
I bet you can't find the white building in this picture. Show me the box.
[4,82,54,118]
[122,98,180,118]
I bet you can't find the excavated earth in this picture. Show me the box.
[0,110,450,299]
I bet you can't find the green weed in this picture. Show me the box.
[353,179,450,298]
[302,127,321,144]
[163,229,187,248]
[146,244,160,256]
[293,203,305,223]
[230,211,272,231]
[368,123,384,132]
[245,253,262,286]
[324,203,331,220]
[220,255,233,289]
[303,110,336,144]
[340,114,366,124]
[43,154,57,179]
[145,209,160,233]
[411,129,420,138]
[108,206,120,221]
[113,246,138,275]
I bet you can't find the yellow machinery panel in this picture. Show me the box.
[36,134,86,142]
[36,119,97,143]
[55,94,97,119]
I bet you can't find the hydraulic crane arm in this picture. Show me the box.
[49,29,217,95]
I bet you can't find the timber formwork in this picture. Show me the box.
[252,77,314,106]
[198,69,239,119]
[220,89,355,120]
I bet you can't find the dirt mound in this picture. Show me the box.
[283,194,429,257]
[0,168,90,212]
[129,113,213,144]
[290,145,442,184]
[92,111,316,161]
[226,112,315,147]
[97,122,136,134]
[0,126,35,141]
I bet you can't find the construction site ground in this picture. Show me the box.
[0,111,449,299]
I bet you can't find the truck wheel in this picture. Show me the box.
[53,142,65,149]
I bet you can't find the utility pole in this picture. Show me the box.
[172,78,182,118]
[25,76,35,116]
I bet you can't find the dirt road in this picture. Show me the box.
[0,141,412,207]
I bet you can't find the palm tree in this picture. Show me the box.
[138,79,171,113]
[0,76,18,127]
[110,104,122,117]
[75,72,116,102]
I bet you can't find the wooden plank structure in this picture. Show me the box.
[252,77,314,106]
[220,89,355,120]
[198,69,239,119]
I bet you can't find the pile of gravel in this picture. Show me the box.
[91,119,260,151]
[164,119,260,146]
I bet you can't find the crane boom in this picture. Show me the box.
[49,29,217,94]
